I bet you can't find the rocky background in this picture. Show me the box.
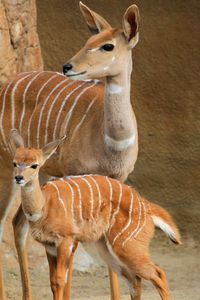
[0,0,43,88]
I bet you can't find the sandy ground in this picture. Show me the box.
[2,231,200,300]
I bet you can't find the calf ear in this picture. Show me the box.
[9,129,24,153]
[42,136,66,162]
[122,5,140,48]
[79,2,111,34]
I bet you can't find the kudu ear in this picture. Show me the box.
[42,136,66,162]
[79,2,111,34]
[122,5,140,48]
[9,129,24,153]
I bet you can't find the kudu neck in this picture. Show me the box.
[104,52,135,141]
[21,177,45,222]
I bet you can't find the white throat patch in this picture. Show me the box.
[105,134,135,151]
[107,83,123,95]
[24,212,42,222]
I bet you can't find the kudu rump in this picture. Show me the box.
[11,130,180,300]
[0,2,139,299]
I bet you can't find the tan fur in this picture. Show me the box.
[0,3,140,300]
[12,138,181,300]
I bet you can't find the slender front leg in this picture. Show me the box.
[46,238,75,300]
[63,241,78,300]
[109,268,120,300]
[13,205,32,300]
[131,276,141,300]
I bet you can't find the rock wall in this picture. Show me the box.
[0,0,43,88]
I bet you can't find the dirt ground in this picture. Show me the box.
[2,232,200,300]
[2,0,200,299]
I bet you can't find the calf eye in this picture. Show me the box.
[101,44,114,52]
[31,164,38,169]
[13,162,17,167]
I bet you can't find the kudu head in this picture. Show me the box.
[10,129,65,186]
[63,2,140,80]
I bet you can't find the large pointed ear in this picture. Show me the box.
[9,129,24,154]
[42,136,66,162]
[122,5,140,48]
[79,2,111,34]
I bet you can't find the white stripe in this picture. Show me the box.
[105,134,135,151]
[61,179,75,219]
[68,178,83,222]
[88,176,102,217]
[109,181,122,234]
[0,83,11,150]
[112,188,134,246]
[11,73,33,129]
[81,176,94,219]
[48,182,66,215]
[133,199,147,239]
[105,177,113,221]
[71,96,97,141]
[62,83,96,135]
[52,82,86,140]
[36,78,68,148]
[27,73,58,146]
[44,79,74,144]
[19,72,42,134]
[122,194,143,247]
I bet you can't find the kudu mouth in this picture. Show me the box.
[64,71,87,77]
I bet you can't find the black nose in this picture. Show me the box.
[63,63,73,74]
[15,175,24,183]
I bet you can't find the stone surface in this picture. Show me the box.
[0,0,43,88]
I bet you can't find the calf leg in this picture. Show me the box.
[13,205,32,300]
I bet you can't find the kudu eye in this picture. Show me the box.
[101,44,115,52]
[31,164,38,169]
[13,162,17,167]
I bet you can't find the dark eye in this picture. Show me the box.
[13,162,17,167]
[31,164,38,169]
[101,44,114,52]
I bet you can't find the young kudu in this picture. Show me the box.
[11,130,181,300]
[0,2,139,299]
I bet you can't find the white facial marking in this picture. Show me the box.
[111,56,116,62]
[46,245,57,257]
[103,66,109,71]
[107,83,123,95]
[87,47,99,52]
[105,134,135,151]
[24,212,42,222]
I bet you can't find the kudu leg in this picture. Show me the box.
[13,205,32,300]
[63,240,78,300]
[46,238,75,300]
[109,268,121,300]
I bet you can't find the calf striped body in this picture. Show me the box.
[11,132,181,300]
[41,175,148,248]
